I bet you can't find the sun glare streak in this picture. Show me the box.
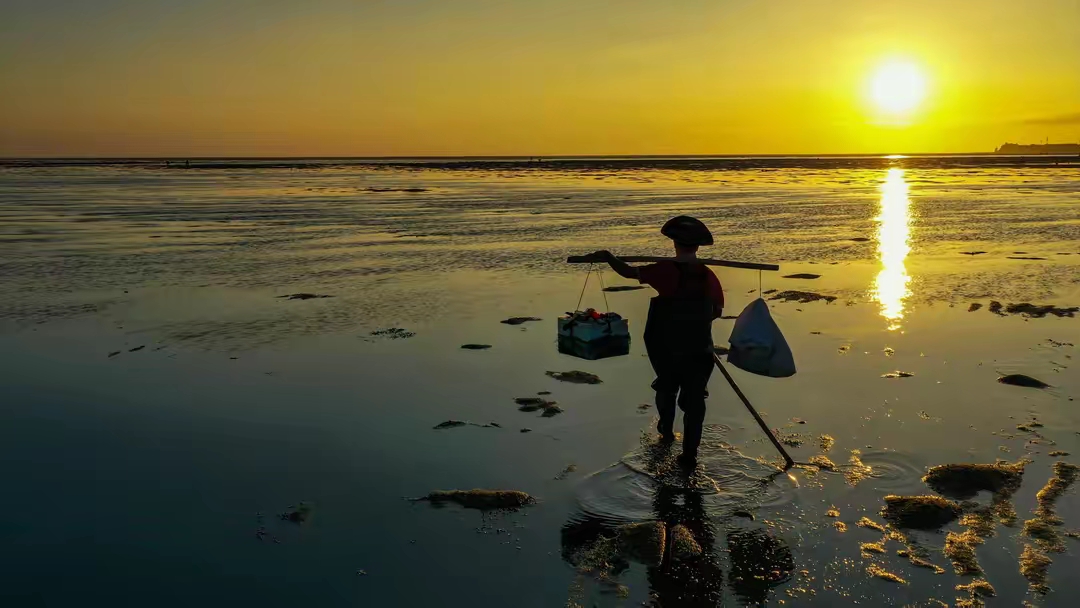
[873,168,912,330]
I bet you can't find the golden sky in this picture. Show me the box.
[2,0,1078,157]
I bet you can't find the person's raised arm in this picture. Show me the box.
[592,250,639,280]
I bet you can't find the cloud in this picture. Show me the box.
[1022,112,1080,126]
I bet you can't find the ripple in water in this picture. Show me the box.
[572,425,796,526]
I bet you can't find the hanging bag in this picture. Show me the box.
[726,298,796,378]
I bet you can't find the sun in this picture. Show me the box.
[869,60,927,114]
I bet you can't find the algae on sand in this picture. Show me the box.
[1022,462,1080,553]
[956,579,996,598]
[1020,544,1052,594]
[501,316,542,325]
[998,374,1051,389]
[866,564,906,584]
[898,549,945,574]
[768,290,837,304]
[616,521,666,567]
[546,370,602,384]
[1004,303,1079,318]
[1022,518,1066,553]
[418,489,535,511]
[809,455,836,470]
[818,434,835,452]
[944,529,984,575]
[881,495,961,530]
[922,461,1026,500]
[514,397,558,412]
[856,517,887,533]
[844,450,874,486]
[1035,462,1080,514]
[960,508,997,538]
[669,524,703,560]
[860,541,886,554]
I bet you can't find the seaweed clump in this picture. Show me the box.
[844,449,874,486]
[881,495,961,530]
[866,564,906,584]
[1005,303,1078,318]
[998,374,1051,388]
[1035,462,1080,517]
[856,517,886,533]
[514,397,563,416]
[809,455,836,470]
[768,290,837,304]
[955,578,995,597]
[1021,462,1080,553]
[417,489,535,510]
[279,502,313,524]
[818,434,835,452]
[616,521,666,567]
[1020,544,1052,594]
[546,370,602,384]
[501,316,542,325]
[944,529,984,575]
[955,578,995,608]
[859,541,886,554]
[669,524,703,561]
[897,549,945,574]
[922,461,1026,500]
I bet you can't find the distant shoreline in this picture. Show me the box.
[3,153,1079,171]
[0,152,1068,162]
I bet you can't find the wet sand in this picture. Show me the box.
[1,158,1078,606]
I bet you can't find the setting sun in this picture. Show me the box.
[869,60,928,114]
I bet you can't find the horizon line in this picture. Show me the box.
[0,151,1043,161]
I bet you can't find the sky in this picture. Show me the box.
[2,0,1079,157]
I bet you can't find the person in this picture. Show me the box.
[592,216,724,468]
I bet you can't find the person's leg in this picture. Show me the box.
[676,354,715,464]
[655,390,678,441]
[651,377,678,441]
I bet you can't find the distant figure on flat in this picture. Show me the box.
[593,216,724,467]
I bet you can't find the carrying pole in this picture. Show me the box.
[713,354,795,470]
[567,254,779,272]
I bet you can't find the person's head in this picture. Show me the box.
[661,216,713,253]
[674,242,699,256]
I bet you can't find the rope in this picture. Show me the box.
[596,269,610,311]
[574,270,591,312]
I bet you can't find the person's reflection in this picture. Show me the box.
[561,441,794,606]
[647,484,724,606]
[727,526,795,605]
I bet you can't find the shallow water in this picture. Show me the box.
[1,157,1078,606]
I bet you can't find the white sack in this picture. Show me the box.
[726,298,796,378]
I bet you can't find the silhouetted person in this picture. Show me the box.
[594,216,724,467]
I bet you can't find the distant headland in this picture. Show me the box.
[995,142,1080,155]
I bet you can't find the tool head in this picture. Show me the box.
[661,216,714,247]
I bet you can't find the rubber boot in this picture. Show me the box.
[656,391,677,442]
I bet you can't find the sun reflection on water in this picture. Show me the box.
[873,168,912,330]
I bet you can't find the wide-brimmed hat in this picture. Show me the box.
[661,215,713,246]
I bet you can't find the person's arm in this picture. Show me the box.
[707,270,725,319]
[592,250,639,280]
